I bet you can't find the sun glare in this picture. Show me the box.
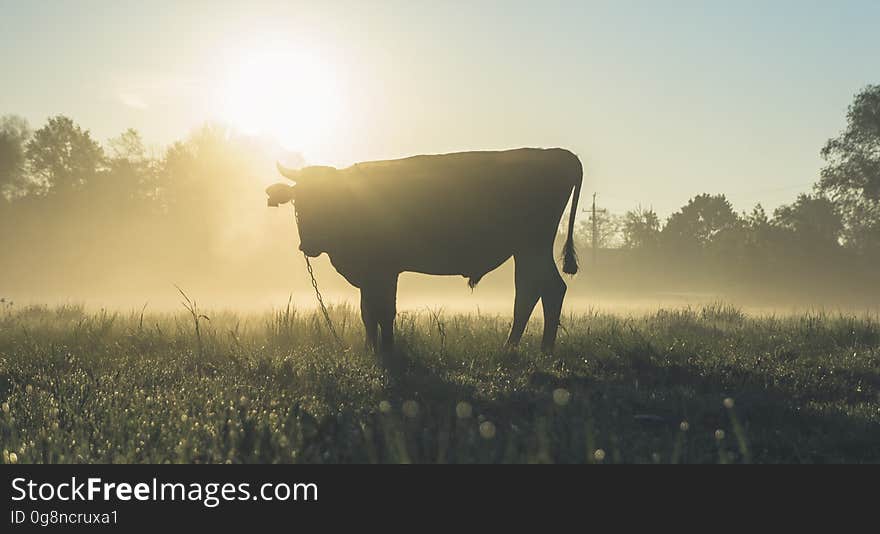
[217,47,343,154]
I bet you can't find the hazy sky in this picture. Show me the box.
[1,0,877,215]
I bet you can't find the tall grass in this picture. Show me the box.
[0,301,877,464]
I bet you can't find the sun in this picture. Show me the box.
[217,46,343,154]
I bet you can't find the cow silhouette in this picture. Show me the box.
[267,148,582,354]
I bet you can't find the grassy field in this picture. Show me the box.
[0,299,878,464]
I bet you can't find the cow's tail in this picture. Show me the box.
[562,160,583,275]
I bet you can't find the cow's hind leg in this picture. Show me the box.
[506,253,543,348]
[540,260,567,353]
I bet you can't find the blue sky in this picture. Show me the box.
[1,0,877,215]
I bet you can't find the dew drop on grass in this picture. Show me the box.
[402,400,419,418]
[479,421,496,439]
[553,388,571,406]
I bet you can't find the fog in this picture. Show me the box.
[1,113,879,317]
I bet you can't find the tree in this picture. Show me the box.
[576,210,621,250]
[737,203,782,271]
[100,128,157,202]
[0,115,31,199]
[773,194,843,250]
[621,206,661,250]
[819,85,880,251]
[108,128,147,164]
[742,203,780,251]
[25,115,104,194]
[745,203,769,227]
[662,194,741,252]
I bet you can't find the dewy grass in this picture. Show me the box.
[0,303,877,464]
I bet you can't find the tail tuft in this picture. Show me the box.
[562,236,578,275]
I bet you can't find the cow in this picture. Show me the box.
[267,148,583,354]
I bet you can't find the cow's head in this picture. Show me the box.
[267,163,339,257]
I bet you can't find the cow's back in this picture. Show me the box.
[333,148,581,277]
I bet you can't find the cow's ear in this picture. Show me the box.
[266,183,296,207]
[276,162,300,183]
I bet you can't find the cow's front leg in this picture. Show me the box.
[377,278,398,354]
[360,274,399,356]
[360,290,379,352]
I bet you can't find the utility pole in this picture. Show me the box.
[584,193,607,267]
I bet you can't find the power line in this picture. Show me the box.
[583,192,608,266]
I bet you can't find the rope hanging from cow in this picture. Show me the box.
[294,205,345,349]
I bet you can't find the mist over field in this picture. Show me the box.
[1,109,878,315]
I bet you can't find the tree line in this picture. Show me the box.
[0,114,294,299]
[574,85,879,259]
[569,86,879,302]
[0,86,878,303]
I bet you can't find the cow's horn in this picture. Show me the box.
[276,162,299,181]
